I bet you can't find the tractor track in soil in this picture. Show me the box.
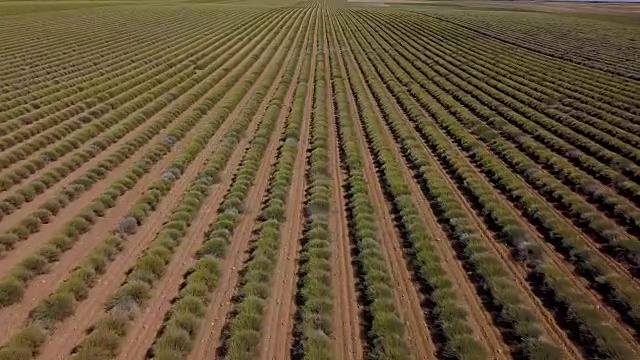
[337,12,512,359]
[259,11,317,360]
[33,12,298,359]
[328,11,435,360]
[187,11,313,360]
[325,10,364,360]
[0,12,284,347]
[119,11,309,360]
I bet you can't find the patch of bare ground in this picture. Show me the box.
[328,12,436,359]
[187,14,313,360]
[118,14,308,360]
[325,14,364,360]
[0,19,271,347]
[259,13,317,360]
[32,16,296,359]
[338,14,512,359]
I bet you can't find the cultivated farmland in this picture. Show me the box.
[0,0,639,359]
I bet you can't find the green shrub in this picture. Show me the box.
[173,296,206,317]
[42,199,61,214]
[0,345,33,360]
[168,310,200,336]
[0,233,19,248]
[12,225,30,240]
[107,280,151,314]
[0,325,46,358]
[226,329,261,359]
[154,327,191,354]
[80,209,97,224]
[38,245,61,262]
[86,254,108,274]
[6,193,25,207]
[0,277,24,306]
[31,292,75,325]
[72,328,121,359]
[21,216,42,233]
[51,235,74,251]
[67,217,90,234]
[20,254,49,277]
[90,202,107,217]
[33,209,53,224]
[153,347,182,360]
[134,254,166,278]
[199,239,227,257]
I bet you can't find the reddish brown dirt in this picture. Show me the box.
[367,29,585,356]
[387,63,606,358]
[0,83,218,270]
[188,14,313,360]
[0,75,215,274]
[0,17,261,249]
[411,67,640,346]
[403,36,613,354]
[466,130,640,351]
[325,15,364,360]
[328,14,436,360]
[32,20,296,359]
[465,134,640,347]
[0,121,170,273]
[340,19,512,359]
[0,36,259,347]
[356,11,632,358]
[0,13,251,199]
[117,14,308,360]
[0,71,191,199]
[35,99,244,359]
[0,142,174,344]
[0,106,202,345]
[258,13,317,360]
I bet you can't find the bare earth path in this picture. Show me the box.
[259,12,317,360]
[187,11,314,359]
[325,10,364,360]
[328,11,436,360]
[338,13,512,358]
[35,11,298,359]
[0,11,280,348]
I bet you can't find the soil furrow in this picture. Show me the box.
[0,21,277,342]
[0,14,273,273]
[461,109,640,352]
[354,11,596,357]
[29,13,296,358]
[325,11,364,359]
[188,11,313,359]
[0,9,262,223]
[117,12,308,360]
[337,12,512,359]
[328,12,435,360]
[358,27,583,355]
[259,12,317,360]
[379,11,640,283]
